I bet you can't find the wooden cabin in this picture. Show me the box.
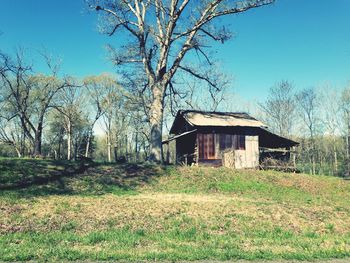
[162,110,298,169]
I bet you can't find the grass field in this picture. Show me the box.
[1,158,350,261]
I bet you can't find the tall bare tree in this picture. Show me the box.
[55,85,86,160]
[83,74,117,157]
[320,85,341,175]
[296,87,319,175]
[89,0,275,162]
[341,86,350,177]
[259,80,296,137]
[94,76,126,162]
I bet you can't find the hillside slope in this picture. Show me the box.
[1,158,350,261]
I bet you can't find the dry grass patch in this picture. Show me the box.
[1,192,348,236]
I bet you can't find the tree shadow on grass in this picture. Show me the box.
[76,163,164,195]
[0,159,88,188]
[0,159,165,198]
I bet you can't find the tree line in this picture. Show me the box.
[0,48,229,162]
[0,50,149,162]
[259,80,350,177]
[1,0,276,163]
[1,49,349,178]
[2,0,348,177]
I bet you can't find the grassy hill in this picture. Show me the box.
[1,158,350,261]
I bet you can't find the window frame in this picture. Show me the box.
[219,134,245,151]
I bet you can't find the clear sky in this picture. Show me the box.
[1,0,349,102]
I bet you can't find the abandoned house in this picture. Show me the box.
[162,110,299,169]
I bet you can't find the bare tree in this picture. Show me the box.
[55,85,85,160]
[341,86,350,177]
[320,85,341,175]
[95,76,125,162]
[30,74,73,156]
[0,51,72,156]
[89,0,275,162]
[167,63,232,113]
[46,111,66,159]
[296,87,320,175]
[259,80,296,137]
[83,74,117,157]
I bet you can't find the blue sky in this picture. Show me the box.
[0,0,349,101]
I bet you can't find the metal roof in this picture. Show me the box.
[180,110,267,128]
[168,110,299,148]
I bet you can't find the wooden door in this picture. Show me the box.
[198,133,215,160]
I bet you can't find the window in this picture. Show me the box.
[237,135,245,150]
[220,134,232,150]
[219,134,245,151]
[198,133,246,160]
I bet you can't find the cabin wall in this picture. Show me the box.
[164,127,260,168]
[197,133,259,169]
[234,136,259,169]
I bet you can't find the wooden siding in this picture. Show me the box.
[233,136,259,169]
[165,131,260,169]
[197,133,259,169]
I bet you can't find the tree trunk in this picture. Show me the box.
[21,130,25,157]
[334,150,338,174]
[14,145,22,158]
[114,143,118,162]
[19,114,35,151]
[58,132,63,160]
[149,86,164,163]
[135,132,138,162]
[85,130,92,158]
[73,138,78,161]
[125,134,128,162]
[33,133,42,157]
[67,119,72,160]
[312,155,316,175]
[107,131,111,162]
[33,121,43,157]
[142,141,148,160]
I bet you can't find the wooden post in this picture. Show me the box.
[292,147,296,171]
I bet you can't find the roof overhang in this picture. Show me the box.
[162,129,197,144]
[183,111,266,128]
[258,128,299,148]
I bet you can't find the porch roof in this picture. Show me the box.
[162,129,197,144]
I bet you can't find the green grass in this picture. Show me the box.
[1,158,350,261]
[2,229,350,261]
